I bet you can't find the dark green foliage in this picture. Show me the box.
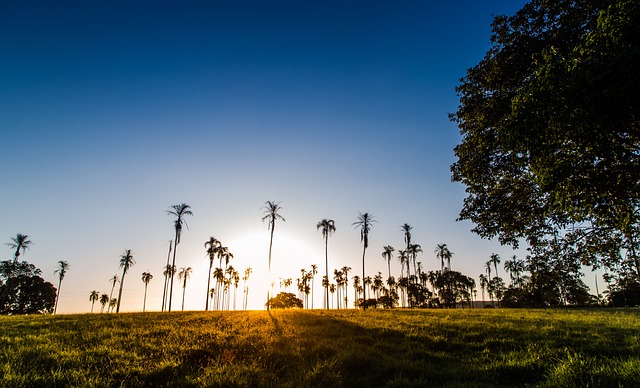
[0,260,56,314]
[266,292,303,309]
[451,0,640,278]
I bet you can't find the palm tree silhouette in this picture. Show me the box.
[116,249,135,313]
[99,293,109,313]
[161,240,172,311]
[243,267,252,310]
[141,271,153,312]
[204,237,221,311]
[489,253,501,278]
[341,266,351,308]
[213,267,224,310]
[178,267,192,311]
[479,274,488,307]
[316,219,336,310]
[89,290,99,313]
[166,203,193,312]
[408,244,423,282]
[108,275,119,310]
[109,298,117,313]
[435,243,452,272]
[382,245,395,281]
[162,264,176,311]
[310,264,318,309]
[354,212,375,309]
[53,260,70,314]
[7,233,33,263]
[401,224,413,277]
[262,201,285,308]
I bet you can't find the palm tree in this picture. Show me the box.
[503,255,524,286]
[116,249,135,313]
[354,212,375,309]
[204,237,221,311]
[397,250,408,282]
[341,266,351,308]
[99,293,109,313]
[382,245,395,280]
[161,240,172,312]
[7,233,33,263]
[166,203,193,312]
[435,243,452,271]
[109,298,117,313]
[408,244,423,282]
[108,275,119,309]
[329,283,336,308]
[53,260,70,314]
[316,219,336,310]
[178,267,192,311]
[213,267,224,310]
[353,275,361,303]
[310,264,318,309]
[162,264,176,311]
[243,267,253,310]
[89,290,99,313]
[490,253,501,278]
[401,224,413,276]
[262,201,285,308]
[141,271,153,312]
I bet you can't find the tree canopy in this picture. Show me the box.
[451,0,640,278]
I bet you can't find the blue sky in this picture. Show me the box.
[1,0,590,313]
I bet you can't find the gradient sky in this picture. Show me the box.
[3,0,596,314]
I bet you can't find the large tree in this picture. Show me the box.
[451,0,640,277]
[316,218,335,310]
[0,260,55,314]
[166,203,193,312]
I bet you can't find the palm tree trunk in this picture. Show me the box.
[116,271,126,313]
[169,230,179,312]
[205,260,213,311]
[325,237,329,310]
[143,285,148,312]
[267,226,274,309]
[54,278,62,314]
[362,247,367,311]
[162,241,172,312]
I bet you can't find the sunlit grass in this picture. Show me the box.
[1,309,638,387]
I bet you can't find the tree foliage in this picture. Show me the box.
[451,0,640,277]
[266,292,303,309]
[0,260,56,314]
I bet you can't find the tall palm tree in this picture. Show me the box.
[161,240,172,312]
[7,233,33,263]
[382,245,395,281]
[353,275,361,303]
[162,264,176,311]
[503,255,524,286]
[354,212,375,309]
[109,298,117,313]
[204,237,221,311]
[213,267,224,310]
[341,266,351,308]
[408,244,423,282]
[89,290,99,313]
[243,267,253,310]
[310,264,318,309]
[401,224,413,276]
[53,260,70,314]
[141,271,153,312]
[116,249,135,313]
[178,267,192,311]
[262,201,285,308]
[108,275,119,309]
[316,218,336,310]
[484,260,493,280]
[435,243,452,272]
[166,203,193,312]
[489,253,501,278]
[99,293,109,313]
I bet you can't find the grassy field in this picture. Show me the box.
[1,308,639,387]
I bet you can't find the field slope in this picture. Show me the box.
[1,309,639,387]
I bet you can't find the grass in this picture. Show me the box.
[1,308,639,387]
